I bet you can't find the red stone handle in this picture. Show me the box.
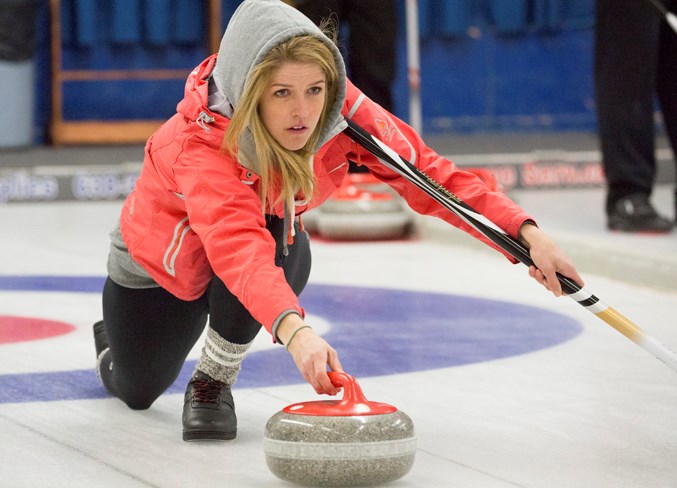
[282,371,397,416]
[328,371,368,405]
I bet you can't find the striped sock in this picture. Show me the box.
[195,326,254,385]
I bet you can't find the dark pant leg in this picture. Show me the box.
[295,0,344,25]
[207,216,312,344]
[101,277,209,409]
[594,0,661,213]
[298,0,396,111]
[346,0,397,112]
[656,0,677,172]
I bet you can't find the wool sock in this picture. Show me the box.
[195,326,254,385]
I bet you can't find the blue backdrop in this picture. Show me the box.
[31,0,596,143]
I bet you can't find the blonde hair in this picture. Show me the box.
[224,30,339,212]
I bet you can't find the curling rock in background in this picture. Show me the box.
[303,168,498,241]
[263,372,416,487]
[308,173,413,240]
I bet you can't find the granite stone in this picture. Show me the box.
[263,410,416,487]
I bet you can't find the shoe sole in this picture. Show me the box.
[183,430,237,441]
[608,225,673,234]
[95,347,110,382]
[607,220,673,234]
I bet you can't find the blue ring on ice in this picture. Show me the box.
[0,276,581,403]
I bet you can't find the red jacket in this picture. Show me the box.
[120,55,533,335]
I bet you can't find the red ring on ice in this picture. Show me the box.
[0,316,76,344]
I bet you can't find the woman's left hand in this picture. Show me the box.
[518,223,584,296]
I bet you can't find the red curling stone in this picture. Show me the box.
[263,371,416,487]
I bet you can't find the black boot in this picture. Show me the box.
[93,320,107,355]
[607,193,673,233]
[182,371,237,441]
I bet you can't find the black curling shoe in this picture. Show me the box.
[607,194,673,233]
[93,320,107,356]
[93,320,109,382]
[182,371,237,441]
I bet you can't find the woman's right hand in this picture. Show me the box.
[277,314,343,395]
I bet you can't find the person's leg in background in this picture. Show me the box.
[594,0,673,232]
[294,0,344,27]
[656,0,677,220]
[345,0,396,113]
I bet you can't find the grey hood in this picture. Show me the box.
[212,0,347,157]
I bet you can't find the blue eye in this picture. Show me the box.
[309,86,323,95]
[275,89,289,97]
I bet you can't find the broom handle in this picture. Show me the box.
[642,0,677,33]
[343,117,677,373]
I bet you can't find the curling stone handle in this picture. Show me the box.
[328,371,369,405]
[282,371,397,415]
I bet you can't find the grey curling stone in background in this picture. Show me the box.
[312,173,413,240]
[263,371,416,487]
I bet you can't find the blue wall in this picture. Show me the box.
[390,0,596,133]
[33,0,596,143]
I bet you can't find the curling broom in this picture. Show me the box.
[343,117,677,373]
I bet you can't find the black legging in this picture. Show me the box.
[100,216,311,410]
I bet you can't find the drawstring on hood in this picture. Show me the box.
[211,0,348,255]
[196,111,215,131]
[283,202,292,256]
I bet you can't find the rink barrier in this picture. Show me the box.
[1,147,674,204]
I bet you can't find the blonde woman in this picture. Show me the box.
[94,0,583,441]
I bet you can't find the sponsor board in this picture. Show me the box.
[0,166,141,203]
[454,148,673,191]
[477,159,606,191]
[0,150,670,203]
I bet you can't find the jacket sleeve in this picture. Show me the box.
[172,136,304,335]
[341,79,535,263]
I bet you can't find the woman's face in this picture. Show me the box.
[259,61,327,151]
